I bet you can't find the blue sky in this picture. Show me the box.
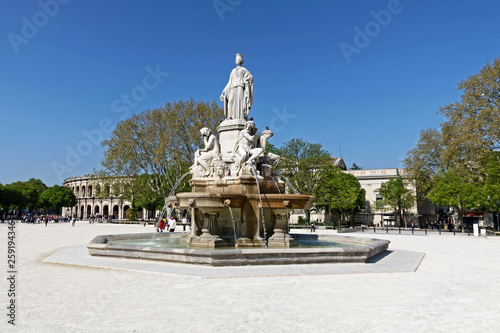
[1,0,500,186]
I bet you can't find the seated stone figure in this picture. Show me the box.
[258,128,280,171]
[232,120,262,176]
[192,128,220,177]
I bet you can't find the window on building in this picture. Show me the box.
[376,193,383,209]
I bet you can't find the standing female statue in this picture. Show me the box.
[220,53,253,120]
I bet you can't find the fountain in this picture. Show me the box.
[87,53,390,265]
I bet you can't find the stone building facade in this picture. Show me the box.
[62,175,152,220]
[346,168,422,227]
[291,161,439,227]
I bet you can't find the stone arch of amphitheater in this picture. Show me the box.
[62,175,155,220]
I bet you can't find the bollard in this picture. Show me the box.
[438,225,441,235]
[453,228,455,235]
[374,224,376,233]
[425,226,427,234]
[362,226,365,232]
[399,227,401,234]
[386,224,388,233]
[412,227,414,234]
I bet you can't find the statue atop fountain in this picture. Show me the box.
[191,127,222,178]
[220,53,253,121]
[170,54,314,249]
[231,120,262,176]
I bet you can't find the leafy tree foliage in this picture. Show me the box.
[278,138,331,194]
[439,57,500,177]
[101,99,223,209]
[6,178,47,213]
[38,185,77,213]
[131,174,165,212]
[404,57,500,222]
[378,176,415,228]
[350,163,363,170]
[427,172,481,225]
[403,128,443,199]
[0,184,23,214]
[481,152,500,210]
[314,165,365,224]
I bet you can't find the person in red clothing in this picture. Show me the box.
[159,218,166,233]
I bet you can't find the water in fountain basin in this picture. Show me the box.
[251,168,268,248]
[227,205,238,248]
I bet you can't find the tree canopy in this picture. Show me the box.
[38,185,77,213]
[278,138,332,195]
[100,99,223,207]
[378,176,415,227]
[403,57,500,216]
[314,165,365,224]
[4,178,47,213]
[427,172,481,225]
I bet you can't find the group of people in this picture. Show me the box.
[425,219,455,231]
[156,216,177,233]
[154,216,189,233]
[21,214,71,224]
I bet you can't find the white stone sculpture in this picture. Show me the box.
[192,127,221,176]
[232,120,262,176]
[220,53,253,120]
[258,128,280,171]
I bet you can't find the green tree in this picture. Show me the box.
[6,178,47,213]
[403,128,444,200]
[427,172,481,225]
[0,184,23,217]
[314,165,365,226]
[278,138,331,194]
[439,57,500,181]
[379,176,415,228]
[350,163,363,170]
[404,58,500,217]
[38,185,77,214]
[101,99,223,212]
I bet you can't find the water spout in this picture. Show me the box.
[225,200,238,248]
[158,172,191,219]
[251,168,267,247]
[270,176,281,194]
[281,175,299,194]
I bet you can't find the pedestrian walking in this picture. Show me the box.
[182,216,187,232]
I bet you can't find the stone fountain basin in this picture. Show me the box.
[169,192,315,209]
[87,233,390,266]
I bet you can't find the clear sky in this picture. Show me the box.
[1,0,500,186]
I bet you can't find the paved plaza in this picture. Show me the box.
[1,222,500,332]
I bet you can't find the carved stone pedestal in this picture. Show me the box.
[267,213,298,248]
[267,231,298,248]
[189,212,226,249]
[236,237,266,248]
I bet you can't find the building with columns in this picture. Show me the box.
[62,175,153,220]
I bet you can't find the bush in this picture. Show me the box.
[297,216,310,225]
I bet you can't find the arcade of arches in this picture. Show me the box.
[62,175,157,220]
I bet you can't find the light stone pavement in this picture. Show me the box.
[1,221,500,333]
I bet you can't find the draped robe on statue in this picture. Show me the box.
[222,66,253,120]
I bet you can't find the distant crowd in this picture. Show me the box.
[21,214,71,224]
